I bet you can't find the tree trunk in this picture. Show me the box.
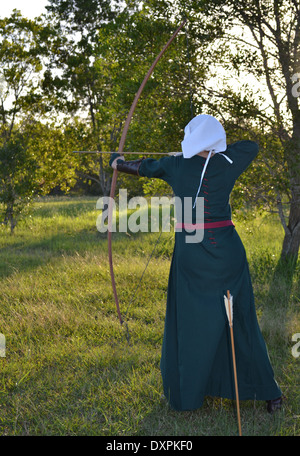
[10,215,16,235]
[98,153,111,196]
[88,95,111,197]
[281,207,300,262]
[5,202,17,235]
[280,132,300,262]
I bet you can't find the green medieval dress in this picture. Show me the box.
[136,140,281,411]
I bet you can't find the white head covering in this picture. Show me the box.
[181,114,227,158]
[180,114,232,208]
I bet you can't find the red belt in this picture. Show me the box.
[175,220,234,230]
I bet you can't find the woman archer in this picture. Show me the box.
[110,114,283,414]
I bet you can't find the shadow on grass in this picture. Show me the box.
[0,226,172,282]
[0,228,109,280]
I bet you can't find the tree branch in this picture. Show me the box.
[76,170,101,186]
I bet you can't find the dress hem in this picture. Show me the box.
[164,383,282,412]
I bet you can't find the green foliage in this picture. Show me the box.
[0,120,81,232]
[45,0,119,33]
[0,133,38,233]
[0,10,73,231]
[43,3,205,196]
[1,0,300,258]
[142,176,173,198]
[0,11,49,126]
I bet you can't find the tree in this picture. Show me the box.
[169,0,300,262]
[43,0,124,196]
[44,1,205,197]
[0,11,46,136]
[0,11,79,232]
[0,131,38,233]
[0,11,46,232]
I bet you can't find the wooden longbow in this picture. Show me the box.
[107,19,187,326]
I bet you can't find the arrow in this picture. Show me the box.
[224,290,242,436]
[73,151,181,155]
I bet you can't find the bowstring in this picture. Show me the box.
[121,227,166,344]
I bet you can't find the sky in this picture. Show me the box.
[0,0,48,19]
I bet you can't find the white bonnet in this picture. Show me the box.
[181,114,227,158]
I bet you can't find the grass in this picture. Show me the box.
[0,196,299,436]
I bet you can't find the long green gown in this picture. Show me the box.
[136,140,281,411]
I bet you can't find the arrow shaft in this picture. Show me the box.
[226,290,242,436]
[73,151,180,155]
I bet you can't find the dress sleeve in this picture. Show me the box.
[138,155,177,184]
[226,140,258,180]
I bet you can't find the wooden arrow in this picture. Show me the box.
[224,290,242,436]
[73,151,181,155]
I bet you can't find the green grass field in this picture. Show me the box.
[0,196,299,436]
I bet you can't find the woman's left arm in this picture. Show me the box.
[109,153,176,183]
[110,154,145,176]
